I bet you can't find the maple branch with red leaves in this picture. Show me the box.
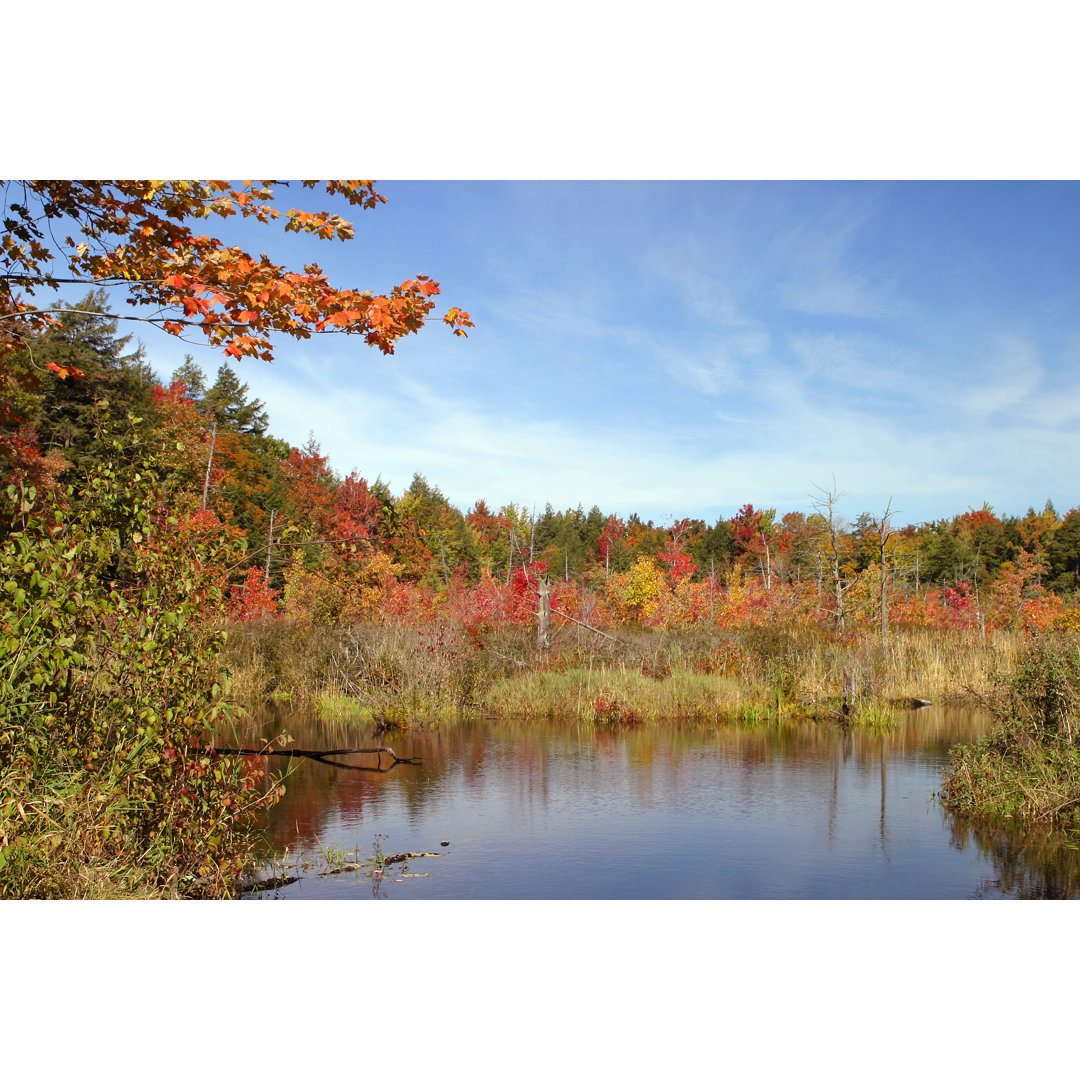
[0,181,473,368]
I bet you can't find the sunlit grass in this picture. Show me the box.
[485,663,760,724]
[849,701,899,732]
[223,618,1038,730]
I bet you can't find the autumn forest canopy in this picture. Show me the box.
[3,286,1080,637]
[0,178,1078,637]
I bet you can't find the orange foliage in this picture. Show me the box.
[1,181,471,366]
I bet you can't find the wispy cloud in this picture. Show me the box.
[659,329,770,396]
[789,332,918,394]
[767,193,902,318]
[777,274,894,318]
[142,181,1080,525]
[952,333,1043,417]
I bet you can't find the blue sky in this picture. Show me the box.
[123,180,1080,529]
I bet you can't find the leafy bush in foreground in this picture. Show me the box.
[0,453,282,898]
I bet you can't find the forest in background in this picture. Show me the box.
[4,291,1077,642]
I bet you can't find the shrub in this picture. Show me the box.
[941,638,1080,831]
[0,453,282,898]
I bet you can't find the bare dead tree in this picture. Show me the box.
[811,480,854,632]
[872,497,896,642]
[537,576,551,650]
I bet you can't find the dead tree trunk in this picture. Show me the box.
[874,497,894,642]
[265,508,276,583]
[538,576,551,650]
[812,480,851,632]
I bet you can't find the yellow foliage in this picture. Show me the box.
[626,556,667,621]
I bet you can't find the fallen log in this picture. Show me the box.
[317,851,443,876]
[382,851,442,866]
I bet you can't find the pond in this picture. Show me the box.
[238,706,1080,899]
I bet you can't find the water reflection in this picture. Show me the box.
[230,706,1080,899]
[948,816,1080,899]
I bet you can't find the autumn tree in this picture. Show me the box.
[732,503,776,587]
[597,514,630,573]
[774,512,817,584]
[396,473,472,586]
[658,518,701,585]
[1017,502,1061,584]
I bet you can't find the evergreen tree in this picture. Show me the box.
[1047,509,1080,593]
[27,290,156,475]
[687,519,735,578]
[170,355,208,400]
[202,364,269,436]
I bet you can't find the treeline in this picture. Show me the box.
[4,292,1080,635]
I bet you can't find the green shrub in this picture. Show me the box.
[0,453,281,898]
[941,638,1080,831]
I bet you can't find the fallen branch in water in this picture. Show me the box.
[383,851,441,865]
[319,851,443,875]
[213,746,422,772]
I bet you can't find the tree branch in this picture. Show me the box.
[214,745,422,769]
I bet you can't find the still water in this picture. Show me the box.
[241,707,1080,899]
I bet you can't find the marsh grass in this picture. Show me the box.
[849,701,900,732]
[223,619,1032,730]
[483,664,752,723]
[224,620,515,722]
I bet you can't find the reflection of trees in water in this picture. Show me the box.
[232,703,1012,878]
[947,815,1080,899]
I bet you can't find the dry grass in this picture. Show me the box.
[222,618,1036,728]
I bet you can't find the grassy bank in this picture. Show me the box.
[222,618,1028,730]
[941,638,1080,832]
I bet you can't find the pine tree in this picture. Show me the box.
[27,289,156,474]
[170,355,208,401]
[202,364,269,436]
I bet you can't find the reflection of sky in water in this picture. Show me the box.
[246,709,1073,899]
